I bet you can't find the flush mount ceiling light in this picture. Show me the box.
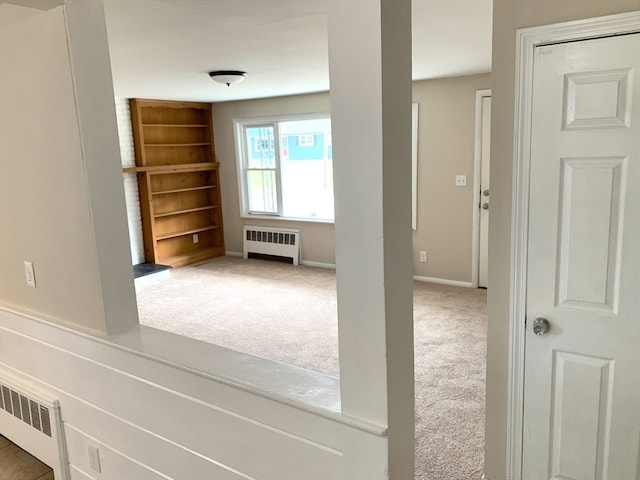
[208,70,247,87]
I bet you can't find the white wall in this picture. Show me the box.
[411,74,490,282]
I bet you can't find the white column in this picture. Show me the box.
[328,0,414,477]
[63,0,139,334]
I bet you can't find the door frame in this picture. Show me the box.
[507,11,640,480]
[471,88,491,288]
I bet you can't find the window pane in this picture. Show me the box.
[279,119,334,220]
[247,169,277,213]
[245,127,275,168]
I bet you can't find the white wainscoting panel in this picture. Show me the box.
[0,308,388,479]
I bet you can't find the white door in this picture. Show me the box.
[523,33,640,479]
[478,95,491,288]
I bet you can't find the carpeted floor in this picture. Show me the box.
[136,256,487,480]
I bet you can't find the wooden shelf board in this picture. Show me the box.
[135,99,211,110]
[123,162,218,173]
[154,205,219,218]
[142,123,209,128]
[156,225,220,241]
[160,247,225,268]
[152,185,215,195]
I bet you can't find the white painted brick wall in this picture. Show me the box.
[115,98,145,264]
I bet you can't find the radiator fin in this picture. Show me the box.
[2,385,11,414]
[245,229,297,246]
[0,382,52,438]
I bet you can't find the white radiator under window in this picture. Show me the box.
[0,368,69,479]
[243,226,300,265]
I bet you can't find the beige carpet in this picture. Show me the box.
[136,256,487,480]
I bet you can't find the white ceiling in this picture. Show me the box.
[101,0,493,103]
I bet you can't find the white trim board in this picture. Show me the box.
[301,260,336,269]
[412,275,473,288]
[411,102,419,231]
[508,11,640,480]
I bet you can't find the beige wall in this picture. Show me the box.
[213,93,336,265]
[412,74,490,281]
[213,73,491,279]
[0,6,105,332]
[0,5,104,330]
[0,4,137,335]
[485,1,639,478]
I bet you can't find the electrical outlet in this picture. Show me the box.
[455,175,467,187]
[88,445,101,473]
[192,233,199,244]
[24,261,36,288]
[419,251,427,263]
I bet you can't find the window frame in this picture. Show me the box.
[233,113,334,223]
[240,123,283,216]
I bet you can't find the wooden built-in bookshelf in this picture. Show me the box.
[126,99,225,268]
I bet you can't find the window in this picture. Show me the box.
[235,115,334,221]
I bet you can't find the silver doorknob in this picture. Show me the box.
[483,189,490,197]
[532,317,550,336]
[482,203,489,210]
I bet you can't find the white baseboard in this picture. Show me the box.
[225,251,243,257]
[300,260,336,269]
[413,275,473,288]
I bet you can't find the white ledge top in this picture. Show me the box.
[0,307,388,436]
[111,324,342,415]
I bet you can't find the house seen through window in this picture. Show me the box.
[235,115,334,221]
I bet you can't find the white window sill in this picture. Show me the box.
[241,214,335,225]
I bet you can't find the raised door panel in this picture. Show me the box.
[549,352,614,480]
[556,157,625,313]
